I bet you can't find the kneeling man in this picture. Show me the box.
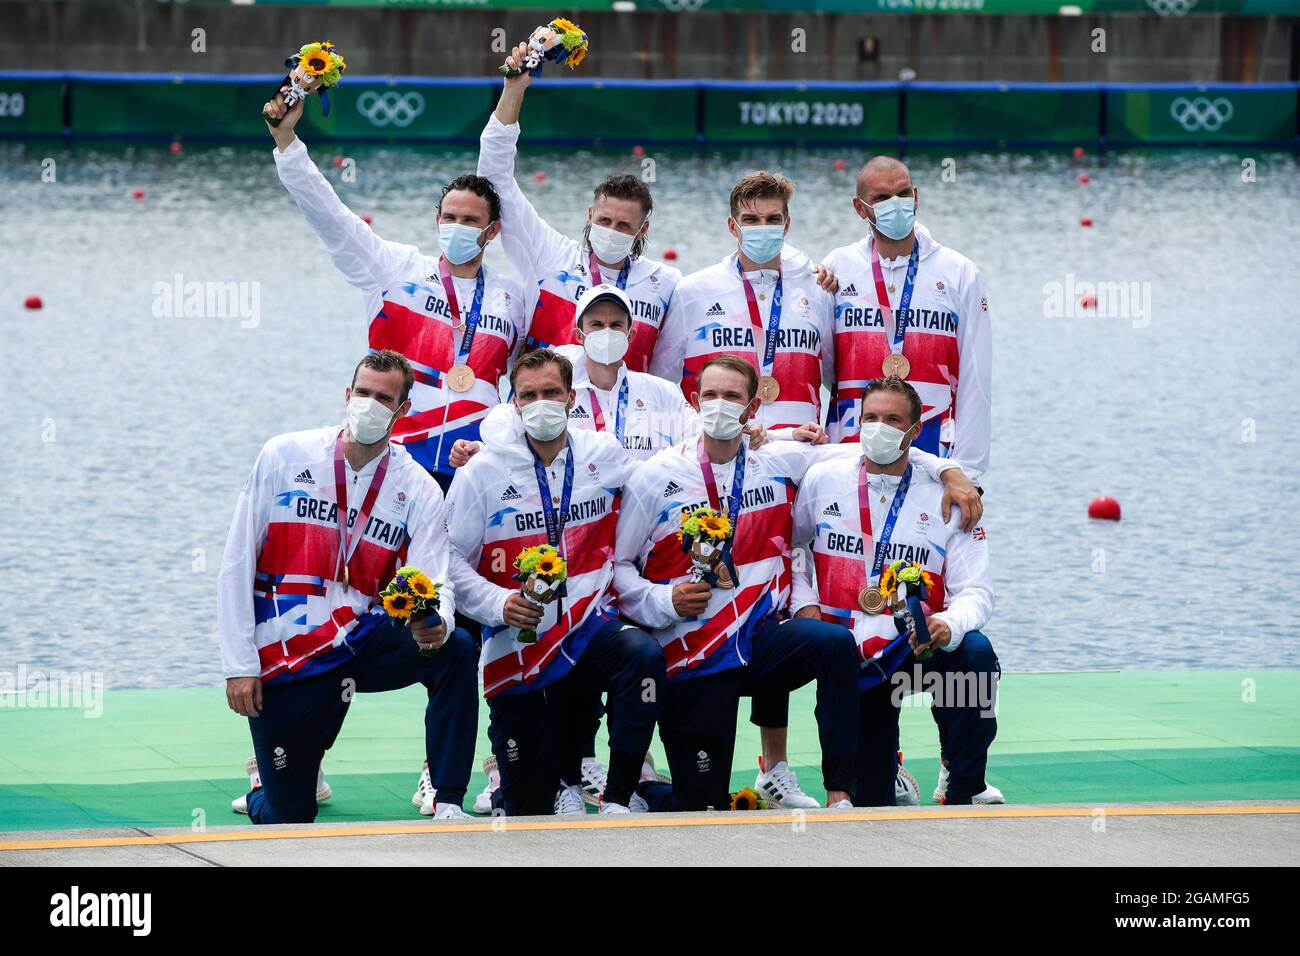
[791,376,1000,806]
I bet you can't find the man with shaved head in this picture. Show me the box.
[823,156,991,486]
[813,155,996,806]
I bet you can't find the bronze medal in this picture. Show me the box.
[757,375,781,404]
[447,364,476,392]
[714,561,737,590]
[881,353,911,380]
[343,566,350,589]
[858,586,885,614]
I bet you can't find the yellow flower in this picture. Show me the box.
[408,574,436,599]
[552,17,581,33]
[535,555,566,578]
[567,46,587,69]
[698,515,731,539]
[730,787,761,811]
[383,591,415,619]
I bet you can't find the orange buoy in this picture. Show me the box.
[1079,294,1097,309]
[333,155,345,168]
[834,159,847,171]
[169,141,183,155]
[1088,496,1121,521]
[1073,146,1085,159]
[24,295,43,310]
[132,189,145,200]
[1078,173,1089,184]
[361,214,372,226]
[663,248,678,261]
[632,145,645,157]
[1080,217,1093,227]
[534,172,546,183]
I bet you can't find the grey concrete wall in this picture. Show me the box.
[0,2,1294,82]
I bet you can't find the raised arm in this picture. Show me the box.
[264,91,423,292]
[478,42,579,289]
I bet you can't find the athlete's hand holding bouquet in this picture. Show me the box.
[262,41,346,128]
[879,560,947,660]
[498,18,588,79]
[378,566,446,656]
[509,545,568,644]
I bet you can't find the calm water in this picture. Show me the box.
[2,138,1298,688]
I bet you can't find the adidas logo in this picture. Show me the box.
[705,302,726,317]
[501,485,522,501]
[823,502,842,517]
[294,469,314,485]
[841,283,858,297]
[663,480,684,498]
[570,407,589,419]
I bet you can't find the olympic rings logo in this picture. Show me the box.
[1145,0,1196,15]
[1169,96,1234,133]
[356,91,426,128]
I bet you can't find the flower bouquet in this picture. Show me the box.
[264,41,347,127]
[379,566,442,656]
[499,18,589,78]
[678,506,735,589]
[729,787,771,811]
[513,545,567,644]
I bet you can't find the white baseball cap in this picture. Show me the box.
[574,283,633,327]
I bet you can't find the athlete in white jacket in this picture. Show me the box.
[477,41,681,373]
[444,348,665,815]
[218,351,478,821]
[822,157,992,485]
[265,88,527,489]
[790,376,1000,806]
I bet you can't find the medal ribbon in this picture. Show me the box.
[736,260,783,380]
[588,375,630,443]
[588,250,631,290]
[857,461,913,588]
[529,436,575,557]
[333,431,392,585]
[696,439,747,570]
[869,239,921,357]
[438,256,486,371]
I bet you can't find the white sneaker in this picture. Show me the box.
[433,803,469,819]
[599,798,631,814]
[580,756,607,807]
[971,784,1005,805]
[826,798,853,809]
[896,766,920,806]
[554,782,587,815]
[754,757,820,810]
[472,756,500,815]
[231,756,330,813]
[413,763,435,814]
[629,791,650,812]
[933,763,949,802]
[933,764,1004,805]
[639,753,671,785]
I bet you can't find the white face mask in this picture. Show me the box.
[346,396,398,445]
[519,399,569,442]
[581,327,630,366]
[698,399,748,440]
[859,420,911,465]
[588,222,637,264]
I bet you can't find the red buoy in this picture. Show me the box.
[361,214,372,226]
[333,156,345,168]
[1088,496,1121,521]
[1078,173,1089,185]
[1073,146,1085,159]
[1079,294,1097,309]
[24,295,43,310]
[169,141,183,155]
[1080,217,1093,227]
[834,159,847,171]
[663,248,678,261]
[632,145,645,157]
[132,189,145,200]
[533,172,546,183]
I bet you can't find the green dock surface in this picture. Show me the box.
[2,669,1298,835]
